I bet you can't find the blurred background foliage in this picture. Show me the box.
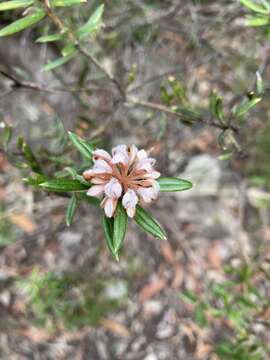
[1,0,270,359]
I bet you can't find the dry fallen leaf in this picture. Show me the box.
[161,242,175,264]
[139,277,167,302]
[171,264,184,289]
[19,326,51,342]
[10,213,36,234]
[207,242,223,269]
[100,319,130,338]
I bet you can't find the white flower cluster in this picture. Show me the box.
[83,145,160,218]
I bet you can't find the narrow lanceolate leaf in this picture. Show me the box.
[65,195,78,226]
[61,43,76,57]
[53,0,86,7]
[43,50,77,71]
[102,215,119,261]
[233,97,261,118]
[63,167,89,186]
[39,179,89,192]
[240,0,269,14]
[246,15,269,26]
[68,131,93,159]
[256,71,263,95]
[0,0,33,11]
[134,205,167,240]
[1,126,12,150]
[209,91,226,125]
[76,192,100,207]
[76,4,104,39]
[0,9,46,37]
[36,33,65,43]
[17,137,43,174]
[23,174,47,186]
[158,177,193,192]
[113,202,128,254]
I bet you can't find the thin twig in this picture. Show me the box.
[77,45,126,100]
[41,0,125,100]
[0,69,111,94]
[127,97,239,133]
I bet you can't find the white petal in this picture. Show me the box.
[93,159,112,173]
[83,169,95,179]
[136,158,156,172]
[137,184,159,203]
[136,149,148,161]
[126,206,136,218]
[153,180,160,193]
[104,177,122,198]
[93,149,112,162]
[145,171,161,179]
[122,189,138,218]
[104,197,117,218]
[112,144,129,165]
[87,185,104,197]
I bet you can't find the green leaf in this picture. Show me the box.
[61,43,76,57]
[102,215,119,261]
[112,202,127,254]
[43,50,77,71]
[36,33,65,43]
[158,177,193,192]
[76,192,100,206]
[195,304,208,327]
[76,4,104,40]
[246,15,270,26]
[65,195,78,226]
[23,174,47,186]
[68,131,93,159]
[218,151,233,161]
[256,71,264,94]
[160,84,173,105]
[0,9,46,37]
[63,167,89,186]
[174,106,201,121]
[17,137,43,174]
[39,179,89,192]
[53,0,86,7]
[1,125,12,150]
[233,97,261,118]
[209,91,226,125]
[180,289,198,304]
[134,205,167,240]
[240,0,270,14]
[0,0,33,11]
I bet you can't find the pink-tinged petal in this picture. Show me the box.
[93,159,113,173]
[91,177,108,185]
[93,149,112,162]
[87,185,104,197]
[104,177,122,198]
[136,149,148,161]
[112,145,129,165]
[122,189,138,218]
[104,197,118,218]
[145,171,161,179]
[83,169,98,180]
[136,157,156,172]
[127,144,138,165]
[137,183,159,203]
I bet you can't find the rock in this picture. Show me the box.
[178,154,221,197]
[144,353,158,360]
[104,280,128,300]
